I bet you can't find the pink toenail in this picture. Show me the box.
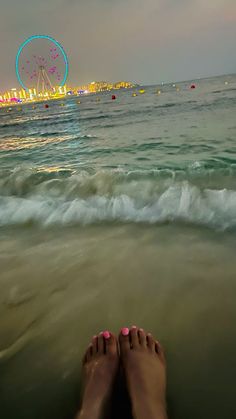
[139,328,144,332]
[99,331,103,335]
[103,331,110,339]
[93,335,97,339]
[132,325,137,329]
[121,327,129,336]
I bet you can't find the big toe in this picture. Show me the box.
[103,331,118,356]
[119,327,131,355]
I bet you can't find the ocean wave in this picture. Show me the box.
[0,166,236,196]
[0,168,236,230]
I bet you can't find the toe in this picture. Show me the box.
[89,344,93,359]
[103,331,118,356]
[147,333,155,352]
[119,327,130,355]
[130,326,139,349]
[97,332,105,354]
[138,328,147,347]
[155,340,166,364]
[92,335,98,355]
[85,343,93,362]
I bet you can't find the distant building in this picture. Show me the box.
[114,81,133,89]
[0,80,135,106]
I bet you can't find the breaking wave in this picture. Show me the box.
[0,167,236,230]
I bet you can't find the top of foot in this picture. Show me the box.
[77,331,119,419]
[119,326,167,419]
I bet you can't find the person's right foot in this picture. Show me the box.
[119,326,168,419]
[77,331,119,419]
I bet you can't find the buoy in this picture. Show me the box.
[112,95,116,100]
[157,90,161,95]
[176,87,180,92]
[77,100,81,104]
[60,103,65,106]
[172,84,176,88]
[45,104,49,108]
[139,89,145,94]
[225,81,228,85]
[132,93,137,97]
[190,84,196,89]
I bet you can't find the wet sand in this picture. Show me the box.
[0,224,236,418]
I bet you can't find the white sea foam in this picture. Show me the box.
[0,180,236,230]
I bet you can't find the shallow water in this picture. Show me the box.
[0,74,236,418]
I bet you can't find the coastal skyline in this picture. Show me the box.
[0,0,235,90]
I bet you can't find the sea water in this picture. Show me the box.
[0,74,236,418]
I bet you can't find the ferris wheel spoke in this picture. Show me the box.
[43,69,54,91]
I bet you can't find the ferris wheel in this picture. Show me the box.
[15,35,69,95]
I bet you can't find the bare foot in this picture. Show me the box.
[76,331,119,419]
[119,326,168,419]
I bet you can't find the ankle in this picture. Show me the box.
[76,404,101,419]
[132,398,168,419]
[76,397,108,419]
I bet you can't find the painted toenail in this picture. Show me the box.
[121,327,129,336]
[93,335,97,339]
[103,331,110,339]
[139,328,144,332]
[99,331,103,335]
[132,325,137,329]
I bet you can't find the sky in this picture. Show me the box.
[0,0,235,90]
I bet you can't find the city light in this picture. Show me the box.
[0,81,135,107]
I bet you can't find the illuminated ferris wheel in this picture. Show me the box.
[15,35,69,95]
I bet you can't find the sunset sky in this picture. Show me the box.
[0,0,235,89]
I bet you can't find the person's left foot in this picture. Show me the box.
[76,331,119,419]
